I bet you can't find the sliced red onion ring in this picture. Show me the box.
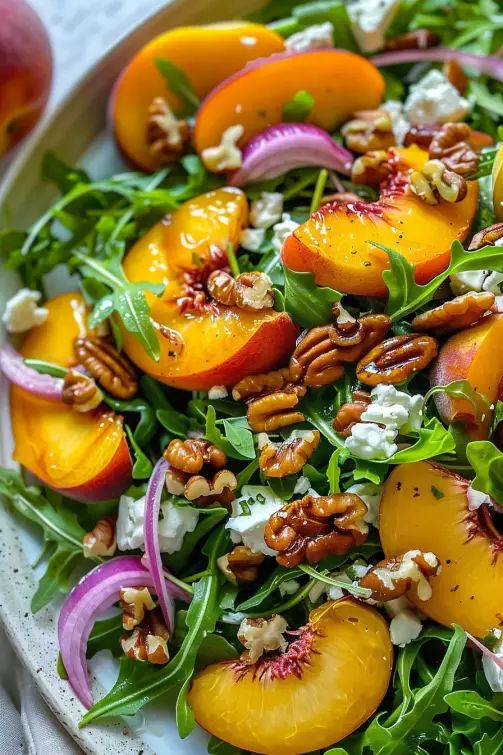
[58,555,189,708]
[229,123,353,186]
[466,632,503,670]
[143,457,174,634]
[0,343,63,400]
[371,49,503,82]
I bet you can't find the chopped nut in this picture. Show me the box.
[83,516,116,558]
[356,334,438,386]
[201,124,244,172]
[469,223,503,250]
[411,292,495,335]
[341,110,395,154]
[409,159,467,204]
[238,615,288,664]
[384,29,439,51]
[164,438,226,474]
[404,123,441,150]
[333,391,371,437]
[73,337,138,399]
[247,391,305,432]
[119,586,156,630]
[165,466,189,496]
[443,59,468,94]
[207,270,274,310]
[218,545,265,585]
[184,469,237,507]
[120,607,170,664]
[428,123,478,176]
[62,369,103,412]
[232,364,303,401]
[358,550,440,602]
[146,96,190,163]
[259,430,320,478]
[351,150,391,186]
[264,493,368,568]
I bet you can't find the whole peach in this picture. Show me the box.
[0,0,52,156]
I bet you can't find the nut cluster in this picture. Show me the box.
[82,516,117,558]
[258,430,320,478]
[264,493,368,568]
[409,159,467,205]
[232,364,303,402]
[411,292,495,335]
[351,149,391,186]
[164,438,237,507]
[358,551,440,602]
[218,545,265,585]
[342,110,395,154]
[62,368,103,413]
[247,391,306,433]
[428,123,478,176]
[73,336,138,399]
[207,270,274,310]
[120,606,170,665]
[332,389,371,437]
[119,586,156,631]
[146,96,190,163]
[356,333,438,386]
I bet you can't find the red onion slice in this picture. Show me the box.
[371,49,503,82]
[229,123,353,186]
[143,457,174,634]
[0,343,63,400]
[466,632,503,670]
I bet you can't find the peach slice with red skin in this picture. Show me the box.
[492,143,503,221]
[193,49,385,158]
[282,145,478,297]
[111,22,284,171]
[122,187,298,390]
[188,599,392,755]
[430,314,503,439]
[10,293,132,503]
[380,461,503,638]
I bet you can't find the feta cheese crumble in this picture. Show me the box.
[2,288,48,333]
[201,124,244,172]
[347,0,401,53]
[285,22,334,52]
[450,237,503,296]
[279,579,300,597]
[404,70,471,125]
[466,484,492,511]
[250,192,284,229]
[272,213,300,253]
[389,607,423,646]
[226,485,283,556]
[207,385,228,399]
[482,630,503,692]
[345,422,398,460]
[238,615,288,663]
[239,227,266,252]
[116,494,199,553]
[362,384,423,435]
[382,100,410,146]
[346,482,383,528]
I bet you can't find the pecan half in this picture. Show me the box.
[73,337,138,399]
[218,545,265,585]
[146,96,190,164]
[184,469,237,507]
[469,223,503,250]
[443,59,468,94]
[259,430,320,478]
[232,363,303,401]
[358,550,440,602]
[332,391,371,437]
[83,516,116,558]
[207,270,274,310]
[247,391,305,432]
[341,110,395,154]
[411,292,495,335]
[384,29,439,51]
[351,150,391,186]
[119,586,156,631]
[428,123,478,176]
[356,334,438,386]
[121,606,170,664]
[164,438,226,474]
[164,438,236,506]
[264,493,368,568]
[62,369,103,412]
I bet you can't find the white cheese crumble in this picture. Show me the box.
[345,422,398,460]
[285,22,334,52]
[362,384,423,435]
[201,124,244,172]
[347,0,401,53]
[382,100,410,146]
[346,482,383,528]
[466,484,492,511]
[450,269,488,295]
[389,608,423,646]
[225,485,283,556]
[272,213,300,253]
[239,227,266,252]
[250,192,284,229]
[238,615,288,663]
[208,384,228,399]
[116,495,199,554]
[482,630,503,692]
[279,579,300,597]
[404,70,471,125]
[2,288,48,333]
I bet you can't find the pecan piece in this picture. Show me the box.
[207,270,274,310]
[443,59,468,94]
[358,550,440,602]
[469,223,503,250]
[404,123,441,150]
[428,123,478,176]
[341,110,395,154]
[356,334,438,386]
[409,159,467,204]
[119,586,156,631]
[264,493,368,568]
[411,292,495,335]
[258,430,320,478]
[351,150,391,186]
[332,391,371,437]
[164,438,226,474]
[232,363,303,401]
[218,545,265,585]
[146,96,190,164]
[62,368,103,412]
[384,29,439,51]
[121,606,170,664]
[184,469,237,507]
[83,516,116,558]
[164,438,236,506]
[73,337,138,399]
[247,391,305,432]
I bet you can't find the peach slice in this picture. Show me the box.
[122,187,298,390]
[188,599,392,755]
[430,314,503,438]
[282,146,478,296]
[111,22,284,171]
[492,143,503,221]
[380,461,503,637]
[193,50,385,157]
[10,293,132,503]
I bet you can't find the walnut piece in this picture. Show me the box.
[341,110,395,154]
[232,364,303,401]
[184,469,237,506]
[62,369,103,413]
[207,270,274,310]
[73,337,138,399]
[146,96,190,163]
[383,29,439,51]
[83,516,116,558]
[333,391,371,437]
[411,292,495,334]
[164,438,236,507]
[247,391,305,432]
[409,159,467,205]
[356,334,438,386]
[351,149,391,186]
[120,606,170,664]
[428,123,478,176]
[164,438,226,474]
[119,586,156,631]
[218,545,265,585]
[264,493,368,568]
[238,615,288,664]
[358,550,440,602]
[259,430,320,478]
[469,222,503,250]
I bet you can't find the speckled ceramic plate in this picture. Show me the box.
[0,1,264,752]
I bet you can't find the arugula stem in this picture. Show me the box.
[310,169,328,213]
[226,241,240,277]
[283,169,319,200]
[182,570,210,583]
[163,569,194,595]
[25,358,67,378]
[298,564,372,598]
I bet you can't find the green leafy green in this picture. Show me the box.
[298,564,371,598]
[466,440,503,505]
[125,426,153,479]
[155,58,200,116]
[284,267,342,328]
[87,614,123,658]
[444,691,503,722]
[388,419,457,464]
[327,448,342,493]
[302,388,346,448]
[221,418,255,460]
[423,379,490,421]
[282,90,315,122]
[205,406,254,460]
[236,565,304,611]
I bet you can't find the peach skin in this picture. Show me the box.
[188,599,392,755]
[380,461,503,638]
[122,187,298,390]
[282,146,478,296]
[111,22,284,171]
[10,293,132,503]
[430,314,503,438]
[194,49,384,158]
[493,143,503,221]
[0,0,52,156]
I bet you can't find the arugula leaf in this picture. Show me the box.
[466,440,503,505]
[221,418,255,460]
[283,267,342,328]
[301,388,346,448]
[473,726,503,755]
[268,475,299,500]
[103,395,156,447]
[327,449,342,493]
[388,419,457,464]
[236,565,303,611]
[31,545,83,613]
[423,379,490,420]
[352,458,389,485]
[444,691,503,722]
[155,58,200,116]
[125,426,153,480]
[298,564,371,598]
[164,507,228,572]
[205,406,254,460]
[282,90,315,122]
[87,614,123,658]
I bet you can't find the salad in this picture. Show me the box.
[1,1,503,753]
